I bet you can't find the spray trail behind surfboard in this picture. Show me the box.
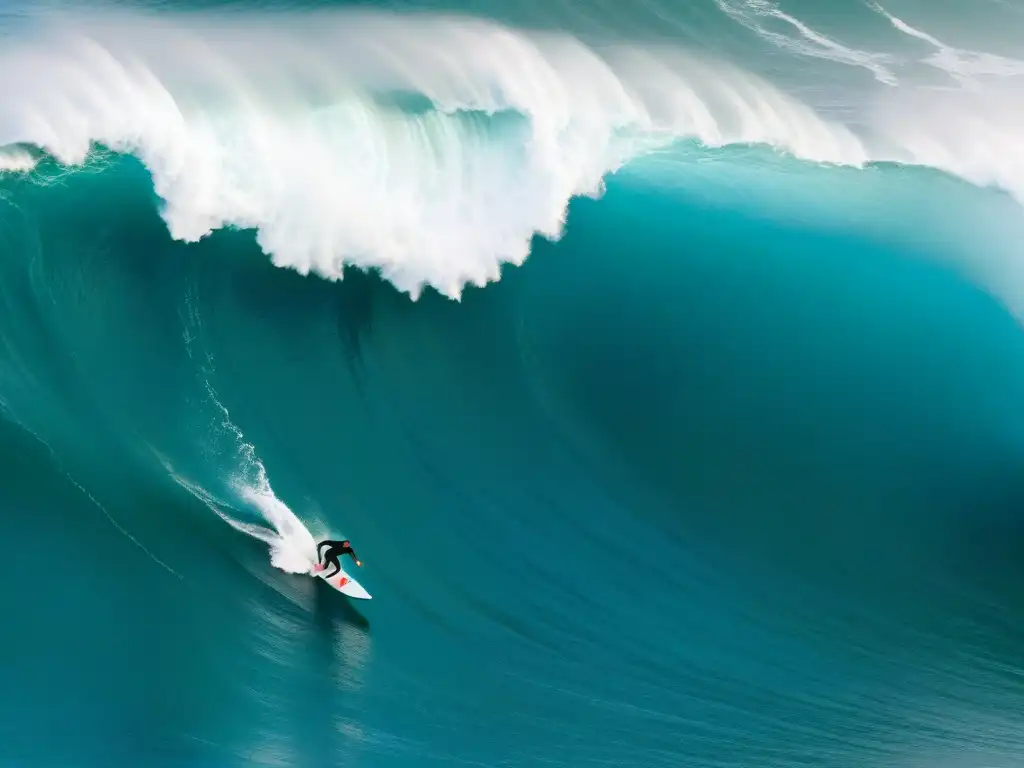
[167,290,321,575]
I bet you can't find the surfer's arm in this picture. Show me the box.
[345,548,362,567]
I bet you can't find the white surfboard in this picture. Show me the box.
[314,565,372,600]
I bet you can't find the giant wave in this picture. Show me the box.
[4,2,1024,767]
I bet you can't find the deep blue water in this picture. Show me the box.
[2,1,1024,766]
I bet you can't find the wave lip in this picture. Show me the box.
[0,145,36,172]
[2,6,1022,300]
[0,9,868,299]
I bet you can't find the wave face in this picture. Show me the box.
[3,1,1024,767]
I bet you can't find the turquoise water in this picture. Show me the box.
[3,1,1024,766]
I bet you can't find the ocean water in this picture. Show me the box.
[3,0,1024,766]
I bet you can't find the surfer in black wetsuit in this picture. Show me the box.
[314,539,362,578]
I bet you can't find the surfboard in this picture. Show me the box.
[314,565,372,600]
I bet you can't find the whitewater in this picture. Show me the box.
[1,2,1022,301]
[4,1,1024,767]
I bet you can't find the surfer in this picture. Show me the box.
[314,539,363,578]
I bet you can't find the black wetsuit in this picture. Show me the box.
[317,539,359,578]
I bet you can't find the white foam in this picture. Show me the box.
[169,291,322,574]
[861,5,1024,204]
[235,482,319,575]
[0,9,868,300]
[0,147,37,173]
[203,378,320,574]
[164,423,320,576]
[1,7,1022,299]
[715,0,898,85]
[870,3,1024,84]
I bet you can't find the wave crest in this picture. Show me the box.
[1,7,1021,298]
[0,9,869,298]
